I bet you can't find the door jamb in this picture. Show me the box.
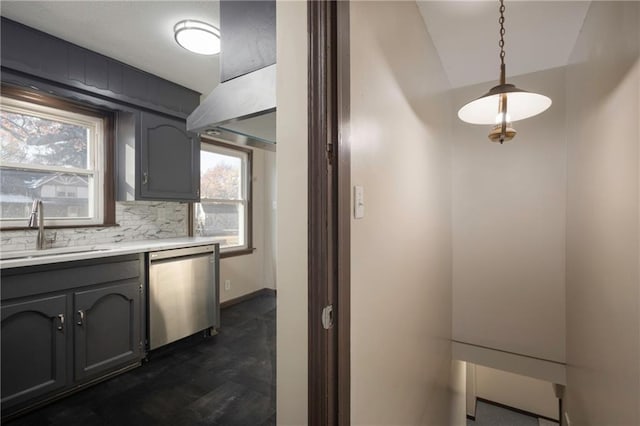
[308,1,351,425]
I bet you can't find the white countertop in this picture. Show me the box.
[0,237,221,269]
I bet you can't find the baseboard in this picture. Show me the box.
[220,287,276,309]
[476,397,559,423]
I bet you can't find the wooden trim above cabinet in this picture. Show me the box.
[1,85,110,118]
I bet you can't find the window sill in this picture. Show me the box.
[219,247,256,259]
[1,223,120,231]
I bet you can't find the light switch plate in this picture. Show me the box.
[354,186,364,219]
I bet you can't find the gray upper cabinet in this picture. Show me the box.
[117,111,200,202]
[1,295,67,409]
[74,281,142,382]
[140,112,200,201]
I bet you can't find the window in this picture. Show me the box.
[194,139,252,255]
[0,88,113,228]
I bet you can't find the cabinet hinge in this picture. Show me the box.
[321,304,334,330]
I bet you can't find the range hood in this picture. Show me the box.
[187,0,276,152]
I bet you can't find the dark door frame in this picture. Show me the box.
[308,1,350,425]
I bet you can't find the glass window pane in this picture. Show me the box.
[0,168,91,220]
[0,109,89,169]
[200,150,242,200]
[195,202,245,248]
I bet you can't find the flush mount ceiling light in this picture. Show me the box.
[457,0,552,144]
[174,20,220,55]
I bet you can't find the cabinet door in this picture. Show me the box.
[1,295,67,409]
[140,112,200,201]
[73,280,142,382]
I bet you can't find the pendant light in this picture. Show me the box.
[457,0,552,143]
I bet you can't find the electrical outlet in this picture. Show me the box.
[224,280,231,291]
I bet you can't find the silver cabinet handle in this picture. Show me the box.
[143,172,149,185]
[57,314,65,331]
[77,310,85,326]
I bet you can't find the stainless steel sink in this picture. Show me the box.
[0,246,111,260]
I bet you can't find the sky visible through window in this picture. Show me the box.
[0,99,102,224]
[200,150,241,200]
[196,147,247,250]
[1,110,90,169]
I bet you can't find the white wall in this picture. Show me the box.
[475,365,558,420]
[452,67,567,363]
[451,361,468,426]
[275,1,308,424]
[219,148,277,303]
[565,2,640,425]
[350,2,453,424]
[466,363,477,418]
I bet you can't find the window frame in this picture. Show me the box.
[191,137,253,258]
[0,85,116,230]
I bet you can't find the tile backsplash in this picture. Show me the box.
[1,201,188,252]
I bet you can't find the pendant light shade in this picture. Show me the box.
[458,84,552,125]
[457,0,551,143]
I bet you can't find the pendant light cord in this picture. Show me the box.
[498,0,507,143]
[499,0,506,85]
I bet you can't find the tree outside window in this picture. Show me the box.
[0,92,106,227]
[194,139,252,253]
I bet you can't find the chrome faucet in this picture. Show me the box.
[28,199,46,250]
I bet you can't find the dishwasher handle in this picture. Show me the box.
[149,245,217,262]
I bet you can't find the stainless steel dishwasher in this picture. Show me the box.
[147,244,219,350]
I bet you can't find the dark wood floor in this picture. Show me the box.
[6,292,276,426]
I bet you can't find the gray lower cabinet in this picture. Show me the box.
[0,255,144,417]
[1,295,67,408]
[74,281,142,381]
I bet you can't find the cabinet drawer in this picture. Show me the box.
[1,255,142,301]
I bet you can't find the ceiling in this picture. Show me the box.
[1,1,221,96]
[417,1,591,88]
[1,1,590,94]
